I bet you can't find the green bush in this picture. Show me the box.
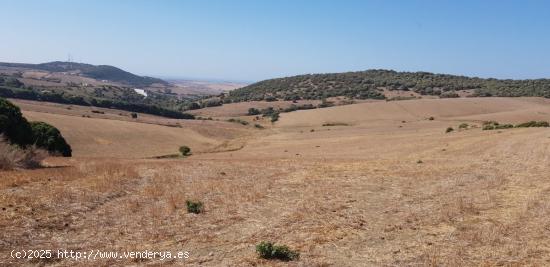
[254,124,264,129]
[185,200,203,214]
[227,118,249,125]
[130,112,138,118]
[515,121,549,128]
[29,122,72,157]
[179,146,191,156]
[446,127,454,133]
[270,112,280,122]
[482,121,514,130]
[459,123,469,129]
[0,97,33,146]
[256,241,299,261]
[0,98,71,156]
[248,108,261,115]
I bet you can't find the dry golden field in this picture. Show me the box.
[1,97,550,266]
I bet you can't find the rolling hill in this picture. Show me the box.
[227,69,550,101]
[0,61,169,87]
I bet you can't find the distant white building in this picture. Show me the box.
[133,88,147,97]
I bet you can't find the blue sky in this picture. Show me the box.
[2,0,550,82]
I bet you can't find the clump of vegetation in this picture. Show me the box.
[270,112,280,122]
[482,121,513,130]
[428,116,435,121]
[130,112,138,119]
[459,123,469,129]
[255,241,299,261]
[446,127,454,133]
[227,118,249,125]
[386,96,418,101]
[248,108,261,115]
[0,98,72,156]
[29,122,72,157]
[515,121,549,128]
[179,146,191,156]
[282,103,316,112]
[417,160,423,164]
[483,120,549,130]
[91,110,104,114]
[322,122,350,126]
[185,200,203,214]
[254,124,264,129]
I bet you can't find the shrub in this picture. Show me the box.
[130,112,138,118]
[248,108,261,116]
[482,121,514,130]
[0,97,33,146]
[254,124,264,129]
[270,112,280,122]
[322,122,350,126]
[185,200,203,214]
[227,118,249,125]
[256,241,299,261]
[446,127,454,133]
[428,116,434,121]
[515,121,549,128]
[179,146,191,156]
[459,123,469,129]
[30,122,72,157]
[0,98,72,156]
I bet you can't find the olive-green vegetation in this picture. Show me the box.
[227,69,550,102]
[0,98,72,156]
[179,146,191,156]
[185,200,203,214]
[482,120,549,130]
[227,118,249,125]
[255,241,300,261]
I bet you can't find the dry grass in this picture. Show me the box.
[1,97,550,266]
[0,139,47,170]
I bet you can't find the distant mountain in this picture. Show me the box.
[0,61,169,87]
[227,69,550,101]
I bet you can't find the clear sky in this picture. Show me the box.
[2,0,550,82]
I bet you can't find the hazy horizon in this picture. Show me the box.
[2,0,550,81]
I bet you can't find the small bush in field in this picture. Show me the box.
[446,127,454,133]
[185,200,203,214]
[179,146,191,156]
[131,112,138,119]
[459,123,469,129]
[256,241,299,261]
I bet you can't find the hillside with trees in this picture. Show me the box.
[227,70,550,102]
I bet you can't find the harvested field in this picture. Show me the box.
[1,97,550,266]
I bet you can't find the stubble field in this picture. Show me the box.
[1,97,550,266]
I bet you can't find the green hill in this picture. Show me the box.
[228,70,550,101]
